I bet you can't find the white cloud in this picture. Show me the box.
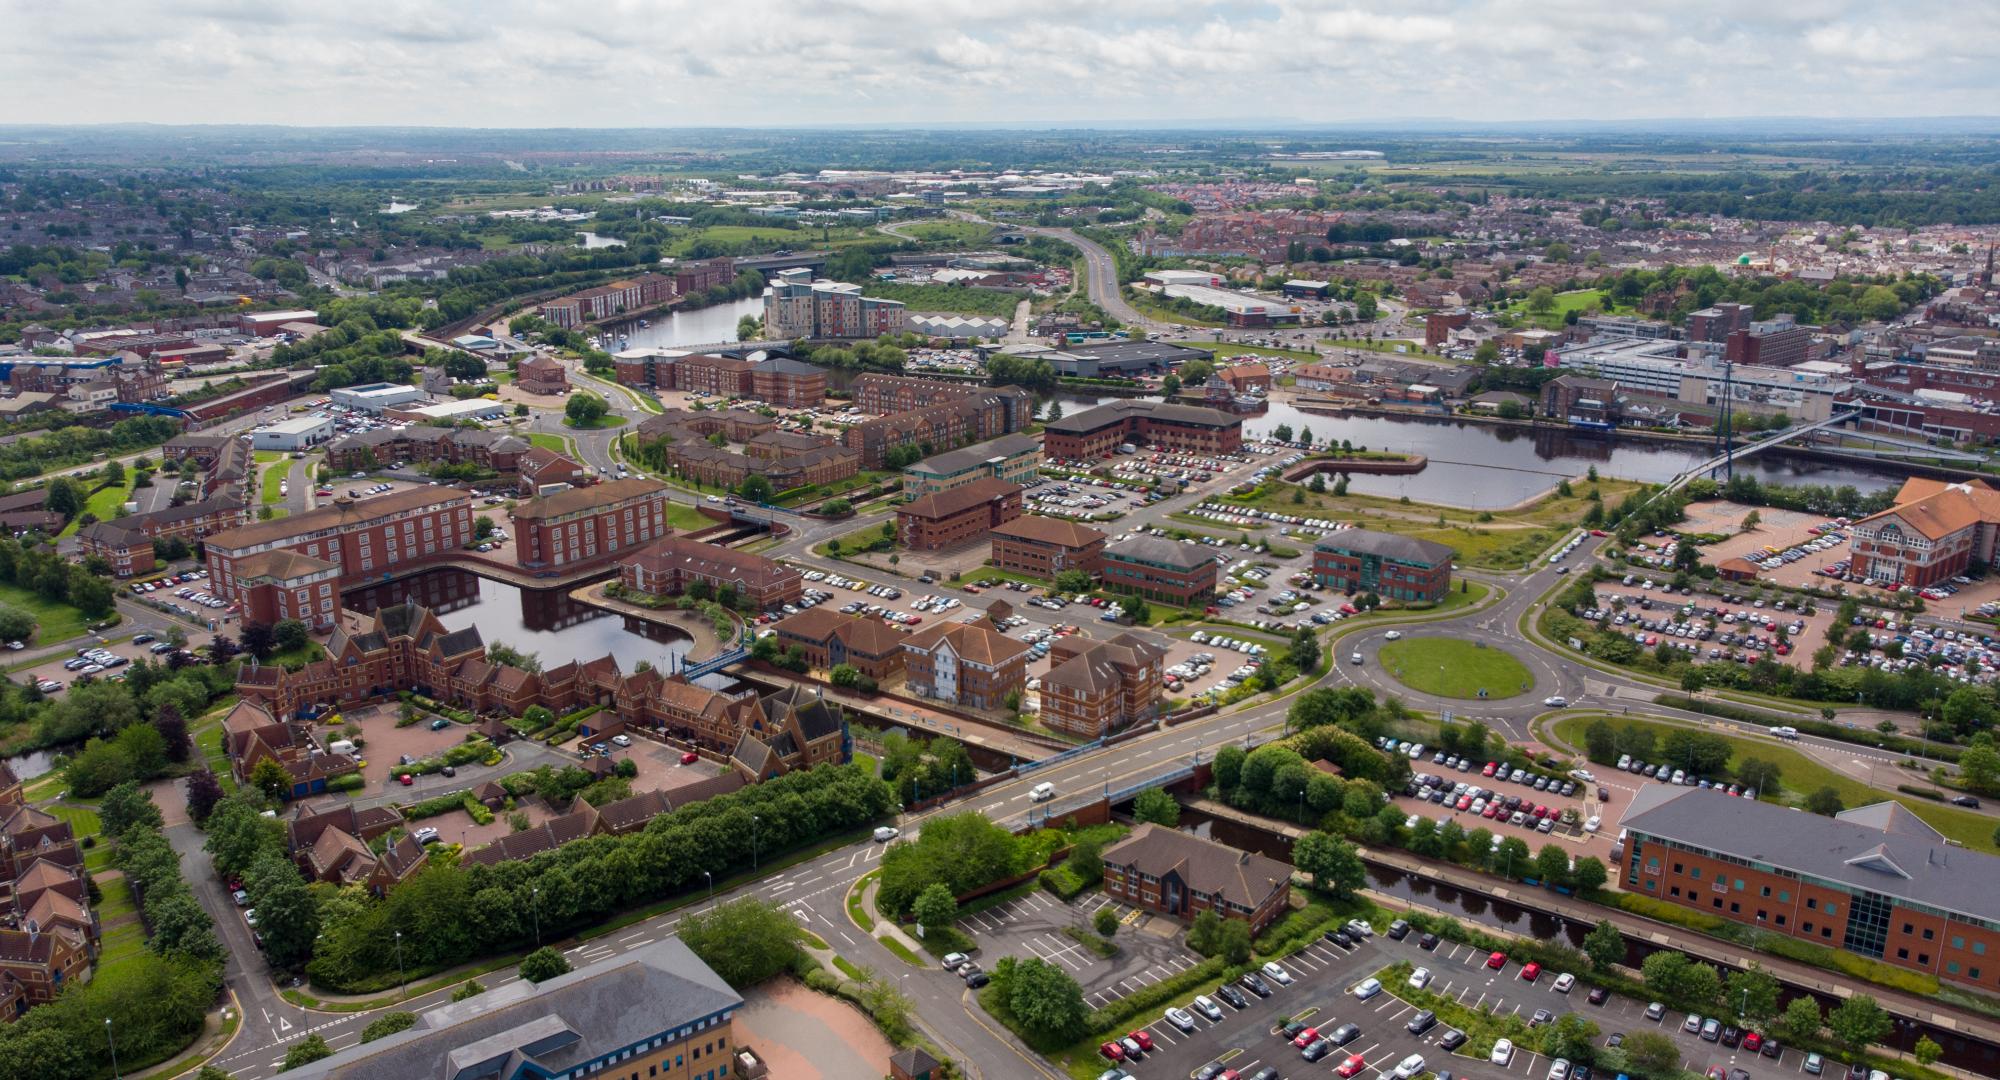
[0,0,1991,126]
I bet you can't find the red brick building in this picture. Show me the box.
[1101,535,1220,606]
[749,357,828,407]
[1621,786,2000,993]
[205,488,475,606]
[895,478,1022,551]
[1311,529,1455,604]
[1040,632,1166,738]
[673,256,736,296]
[325,428,531,475]
[1425,309,1473,348]
[1847,477,2000,589]
[510,477,671,572]
[1102,824,1292,934]
[517,446,589,495]
[516,354,569,395]
[1042,400,1244,461]
[231,550,344,630]
[218,700,362,798]
[79,495,250,576]
[988,516,1106,579]
[618,536,803,610]
[901,621,1030,711]
[771,608,907,680]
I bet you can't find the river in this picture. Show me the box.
[343,568,693,672]
[577,231,628,249]
[1058,393,1902,509]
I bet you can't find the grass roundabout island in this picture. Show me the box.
[1378,636,1533,700]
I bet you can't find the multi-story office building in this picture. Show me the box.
[611,350,827,407]
[895,478,1022,551]
[1042,400,1244,460]
[1101,536,1220,606]
[988,516,1106,579]
[511,478,671,572]
[205,489,474,610]
[1040,632,1164,737]
[849,374,1034,433]
[274,938,743,1080]
[1726,315,1813,368]
[1312,529,1455,603]
[1687,302,1755,344]
[1102,824,1292,934]
[770,608,907,681]
[618,537,803,610]
[901,621,1030,711]
[902,433,1041,500]
[1621,785,2000,992]
[764,268,908,340]
[1847,477,2000,588]
[515,354,569,394]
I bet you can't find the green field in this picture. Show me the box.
[896,220,992,244]
[1551,714,1999,854]
[1500,289,1615,330]
[259,462,290,506]
[0,580,94,645]
[1378,637,1534,699]
[663,501,715,533]
[528,432,579,456]
[61,475,139,538]
[860,281,1022,317]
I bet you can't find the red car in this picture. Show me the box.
[1743,1032,1763,1053]
[1337,1055,1368,1078]
[1100,1042,1125,1063]
[398,774,413,786]
[1456,795,1474,811]
[680,751,700,765]
[1521,962,1542,982]
[1487,951,1507,970]
[1130,1031,1153,1052]
[1482,762,1498,777]
[1590,529,1608,537]
[1292,1026,1320,1048]
[1482,804,1501,819]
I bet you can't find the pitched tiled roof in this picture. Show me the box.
[511,478,666,520]
[896,477,1020,521]
[903,620,1032,667]
[990,515,1106,548]
[1105,535,1217,571]
[233,549,339,583]
[1102,823,1291,912]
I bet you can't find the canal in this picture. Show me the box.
[1176,805,1998,1073]
[615,295,767,351]
[1058,392,1904,509]
[344,568,694,672]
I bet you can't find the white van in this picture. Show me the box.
[327,739,357,757]
[1030,782,1056,802]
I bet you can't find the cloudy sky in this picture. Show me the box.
[3,0,1994,128]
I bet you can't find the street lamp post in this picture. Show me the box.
[752,815,761,870]
[703,870,714,909]
[394,930,405,1000]
[531,886,541,947]
[106,1017,120,1080]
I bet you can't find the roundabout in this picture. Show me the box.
[1377,636,1535,700]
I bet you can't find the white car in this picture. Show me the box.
[1193,995,1224,1021]
[1544,696,1568,708]
[1395,1054,1427,1079]
[872,826,900,843]
[1352,977,1382,1000]
[1165,1007,1196,1032]
[1491,1039,1515,1066]
[1549,1059,1572,1080]
[1384,630,1402,640]
[610,734,631,747]
[1261,961,1292,985]
[940,952,968,971]
[1408,967,1432,990]
[1553,972,1575,993]
[1584,816,1602,833]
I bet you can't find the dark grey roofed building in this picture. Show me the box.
[1312,529,1454,568]
[1103,535,1217,571]
[908,432,1040,477]
[276,938,742,1080]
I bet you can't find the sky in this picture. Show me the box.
[3,0,1996,128]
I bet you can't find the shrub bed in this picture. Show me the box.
[1039,864,1090,900]
[1062,924,1119,959]
[1084,955,1237,1032]
[1746,931,1939,996]
[1896,784,1945,801]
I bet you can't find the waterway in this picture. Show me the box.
[344,568,693,672]
[1059,392,1903,509]
[615,295,767,352]
[577,231,628,249]
[382,201,418,214]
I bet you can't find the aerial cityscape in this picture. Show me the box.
[3,6,2000,1080]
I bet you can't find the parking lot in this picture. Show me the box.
[1102,923,1828,1080]
[956,890,1208,1008]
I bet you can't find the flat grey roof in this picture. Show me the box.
[1106,534,1217,571]
[1313,528,1454,567]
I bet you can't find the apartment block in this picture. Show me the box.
[511,478,671,572]
[205,488,475,607]
[1040,631,1165,738]
[618,537,804,609]
[1042,400,1244,460]
[901,621,1030,711]
[763,268,908,340]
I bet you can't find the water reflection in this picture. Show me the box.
[616,295,767,351]
[345,568,693,671]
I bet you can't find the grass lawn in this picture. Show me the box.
[1379,636,1534,699]
[527,432,579,456]
[853,751,878,777]
[897,220,992,244]
[59,475,139,538]
[1499,288,1612,331]
[1551,714,1999,854]
[563,415,628,430]
[1204,342,1324,363]
[95,922,148,968]
[252,450,287,465]
[93,873,138,923]
[259,462,289,506]
[45,803,101,840]
[195,725,239,793]
[0,580,94,645]
[663,501,715,533]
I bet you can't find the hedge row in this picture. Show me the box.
[1085,955,1238,1032]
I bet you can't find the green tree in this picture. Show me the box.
[1494,836,1532,877]
[1133,787,1181,827]
[281,1035,333,1072]
[1736,757,1783,795]
[1093,907,1119,937]
[1621,1031,1680,1078]
[1534,843,1572,887]
[1218,917,1253,964]
[1288,625,1323,674]
[1007,956,1089,1043]
[1724,965,1780,1025]
[1292,831,1365,897]
[1583,919,1625,972]
[564,393,608,427]
[1641,950,1697,1002]
[1053,569,1094,595]
[1826,995,1891,1058]
[1188,908,1223,955]
[678,898,805,988]
[1571,855,1608,893]
[249,756,292,800]
[1527,286,1558,314]
[452,979,487,1002]
[1957,732,2000,796]
[1582,718,1617,763]
[520,946,572,984]
[246,851,319,968]
[1804,786,1845,816]
[1914,1035,1943,1066]
[100,780,162,839]
[1776,995,1823,1044]
[359,1011,416,1044]
[739,474,774,503]
[273,619,308,654]
[197,1068,237,1080]
[911,882,958,930]
[184,768,225,825]
[1545,1013,1600,1062]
